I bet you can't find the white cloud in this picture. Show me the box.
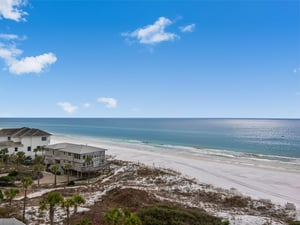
[0,0,27,22]
[57,102,78,114]
[0,1,57,75]
[0,44,57,75]
[179,23,196,33]
[122,17,179,45]
[83,103,91,108]
[9,53,57,74]
[0,33,19,40]
[0,44,22,59]
[97,97,117,108]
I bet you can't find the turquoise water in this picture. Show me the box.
[0,118,299,159]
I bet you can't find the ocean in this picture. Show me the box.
[0,118,299,161]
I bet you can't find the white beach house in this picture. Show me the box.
[44,143,107,176]
[0,127,51,157]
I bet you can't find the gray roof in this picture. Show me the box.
[0,218,25,225]
[46,143,106,154]
[0,127,51,138]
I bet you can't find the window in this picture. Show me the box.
[8,136,11,141]
[15,147,18,152]
[27,146,31,151]
[41,136,47,141]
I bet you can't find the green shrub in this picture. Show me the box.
[68,180,75,186]
[289,222,300,225]
[8,169,18,177]
[0,176,15,182]
[0,176,15,186]
[137,205,223,225]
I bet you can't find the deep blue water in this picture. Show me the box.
[0,118,299,158]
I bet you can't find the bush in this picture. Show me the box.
[68,180,75,186]
[8,169,18,177]
[137,205,223,225]
[289,222,300,225]
[22,159,33,165]
[0,176,15,186]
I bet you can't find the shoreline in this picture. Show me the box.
[51,134,300,209]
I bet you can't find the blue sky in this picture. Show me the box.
[0,0,299,118]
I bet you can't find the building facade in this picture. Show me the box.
[0,127,51,158]
[44,143,106,175]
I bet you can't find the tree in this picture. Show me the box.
[64,163,72,184]
[33,146,43,157]
[15,151,25,169]
[62,197,75,225]
[103,208,142,225]
[51,165,59,186]
[103,208,123,225]
[4,188,19,209]
[0,148,9,167]
[124,210,142,225]
[0,190,3,204]
[34,155,44,165]
[22,177,33,221]
[39,192,63,225]
[72,194,86,213]
[85,155,93,183]
[34,163,44,186]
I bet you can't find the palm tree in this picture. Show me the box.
[124,212,142,225]
[51,165,59,186]
[103,208,123,225]
[62,197,75,225]
[0,148,8,165]
[34,155,44,165]
[4,188,19,209]
[15,151,25,169]
[64,163,72,184]
[34,163,44,186]
[72,194,86,213]
[33,146,43,157]
[0,190,4,204]
[103,208,142,225]
[22,177,33,221]
[85,155,93,183]
[39,192,63,225]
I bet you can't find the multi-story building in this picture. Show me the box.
[0,127,51,157]
[44,143,107,176]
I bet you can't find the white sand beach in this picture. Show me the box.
[51,134,300,209]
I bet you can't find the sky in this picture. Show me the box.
[0,0,299,118]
